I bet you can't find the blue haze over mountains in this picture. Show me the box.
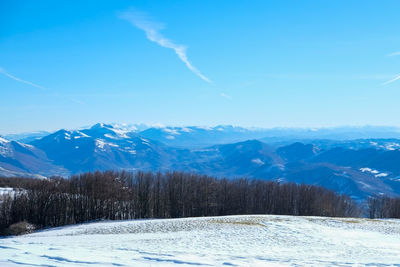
[2,123,400,200]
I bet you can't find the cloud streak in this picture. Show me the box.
[0,67,85,105]
[383,74,400,85]
[119,9,212,83]
[220,92,232,99]
[382,51,400,84]
[0,67,47,90]
[387,51,400,57]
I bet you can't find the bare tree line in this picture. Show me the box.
[368,195,400,219]
[0,170,362,234]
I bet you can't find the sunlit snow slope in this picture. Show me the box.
[1,215,400,266]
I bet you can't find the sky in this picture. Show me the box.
[1,0,400,134]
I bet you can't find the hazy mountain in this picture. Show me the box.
[276,142,319,162]
[259,126,400,142]
[4,131,51,143]
[138,125,400,148]
[171,140,284,178]
[138,125,271,148]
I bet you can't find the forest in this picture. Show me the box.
[0,171,398,235]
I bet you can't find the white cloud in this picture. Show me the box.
[387,51,400,57]
[220,92,232,99]
[0,67,47,90]
[119,9,212,83]
[251,158,265,166]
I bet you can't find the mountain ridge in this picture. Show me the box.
[2,123,400,200]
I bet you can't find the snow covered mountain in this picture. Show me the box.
[30,123,175,174]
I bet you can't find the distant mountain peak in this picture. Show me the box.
[90,123,114,130]
[48,129,91,141]
[84,123,130,139]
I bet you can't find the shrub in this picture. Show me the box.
[5,221,36,236]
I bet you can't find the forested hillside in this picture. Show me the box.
[0,171,362,234]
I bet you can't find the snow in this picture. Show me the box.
[195,125,213,130]
[360,167,389,178]
[0,141,12,157]
[140,138,151,146]
[180,127,193,133]
[107,142,119,148]
[110,123,138,132]
[0,136,10,144]
[103,133,116,139]
[369,141,400,151]
[95,139,106,149]
[95,139,119,151]
[63,132,71,140]
[0,187,27,199]
[16,142,34,149]
[92,123,130,138]
[108,128,129,139]
[163,128,181,135]
[0,167,46,179]
[360,167,378,174]
[73,131,90,139]
[123,146,137,154]
[0,187,15,196]
[1,215,400,266]
[358,181,372,189]
[251,158,265,166]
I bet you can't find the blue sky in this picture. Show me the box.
[1,0,400,134]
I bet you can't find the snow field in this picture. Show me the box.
[1,215,400,266]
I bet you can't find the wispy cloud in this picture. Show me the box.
[387,51,400,57]
[220,92,232,99]
[383,74,400,85]
[382,51,400,84]
[0,67,85,105]
[0,67,47,90]
[119,9,212,83]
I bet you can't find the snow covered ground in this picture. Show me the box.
[1,215,400,266]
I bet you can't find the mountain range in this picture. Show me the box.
[2,123,400,200]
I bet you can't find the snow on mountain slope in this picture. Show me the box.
[0,136,68,177]
[0,166,46,179]
[1,215,400,266]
